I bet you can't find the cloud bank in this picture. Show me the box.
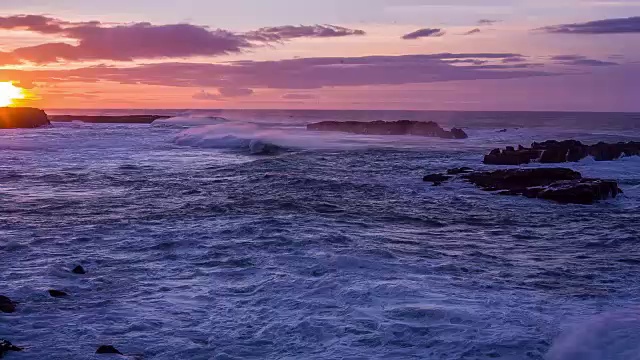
[541,16,640,34]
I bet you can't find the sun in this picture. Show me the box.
[0,82,26,107]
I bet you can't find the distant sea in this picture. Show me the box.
[2,109,639,359]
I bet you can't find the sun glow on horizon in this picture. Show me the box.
[0,82,26,107]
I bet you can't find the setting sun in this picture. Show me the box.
[0,82,26,107]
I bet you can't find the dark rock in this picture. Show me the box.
[498,129,508,133]
[447,167,473,175]
[72,265,86,275]
[525,179,621,205]
[450,128,469,139]
[96,345,122,355]
[486,140,640,165]
[0,296,16,313]
[48,289,68,298]
[484,148,541,165]
[423,173,451,184]
[0,107,50,129]
[307,120,468,139]
[0,339,23,356]
[49,115,170,124]
[464,168,620,204]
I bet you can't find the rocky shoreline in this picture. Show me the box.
[307,120,468,139]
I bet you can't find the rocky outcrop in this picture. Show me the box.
[0,339,22,357]
[423,173,451,185]
[307,120,468,139]
[0,296,16,313]
[49,115,170,124]
[464,168,621,204]
[48,290,68,298]
[96,345,122,355]
[0,107,50,129]
[423,168,621,204]
[72,265,86,275]
[484,140,640,165]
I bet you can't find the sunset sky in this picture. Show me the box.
[1,0,639,111]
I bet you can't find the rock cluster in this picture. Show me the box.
[484,140,640,165]
[307,120,468,139]
[424,168,621,204]
[464,168,621,204]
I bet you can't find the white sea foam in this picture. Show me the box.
[152,116,229,128]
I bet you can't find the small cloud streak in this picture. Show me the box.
[540,16,640,34]
[550,54,619,66]
[478,19,499,26]
[463,28,481,35]
[282,93,317,100]
[402,28,445,40]
[246,25,365,41]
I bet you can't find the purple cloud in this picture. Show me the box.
[463,28,481,35]
[550,55,619,66]
[540,16,640,34]
[218,87,254,97]
[402,28,445,40]
[0,54,550,91]
[246,25,365,41]
[193,90,221,100]
[282,93,317,100]
[0,15,66,33]
[502,56,527,63]
[0,15,366,64]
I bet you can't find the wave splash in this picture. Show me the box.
[547,310,640,360]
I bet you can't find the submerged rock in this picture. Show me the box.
[447,167,473,175]
[96,345,122,355]
[423,173,452,185]
[72,265,86,275]
[464,168,621,204]
[307,120,468,139]
[484,140,640,165]
[48,289,68,298]
[0,296,16,313]
[0,339,22,356]
[0,107,50,129]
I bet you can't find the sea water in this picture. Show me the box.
[1,110,639,359]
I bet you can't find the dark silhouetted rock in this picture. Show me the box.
[485,140,640,165]
[0,296,16,313]
[72,265,86,275]
[48,289,68,298]
[0,107,50,129]
[450,128,468,139]
[464,168,621,204]
[498,129,508,133]
[49,115,170,124]
[447,167,473,175]
[96,345,123,355]
[0,339,23,357]
[307,120,468,139]
[423,173,451,185]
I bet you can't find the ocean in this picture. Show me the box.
[1,110,640,359]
